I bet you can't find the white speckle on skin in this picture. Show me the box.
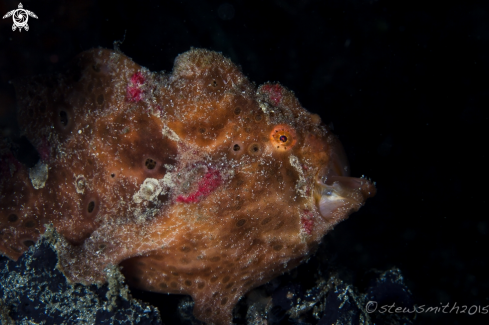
[289,155,307,198]
[161,125,180,142]
[75,175,86,194]
[133,178,162,203]
[29,161,49,190]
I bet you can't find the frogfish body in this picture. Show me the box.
[0,48,375,324]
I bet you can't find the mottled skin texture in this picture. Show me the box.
[0,48,375,325]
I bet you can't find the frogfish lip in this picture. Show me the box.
[315,139,376,219]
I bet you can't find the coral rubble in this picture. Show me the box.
[0,48,375,324]
[0,227,161,325]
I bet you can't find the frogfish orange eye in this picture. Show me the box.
[270,124,297,151]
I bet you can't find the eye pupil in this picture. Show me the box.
[279,135,287,142]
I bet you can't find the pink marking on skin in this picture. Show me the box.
[262,84,283,105]
[127,87,143,102]
[131,71,145,85]
[126,71,146,102]
[177,169,222,203]
[301,210,314,235]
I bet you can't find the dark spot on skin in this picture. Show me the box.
[248,143,261,155]
[261,217,272,225]
[210,276,218,283]
[198,282,205,289]
[87,201,95,213]
[185,280,192,287]
[212,80,218,87]
[254,114,262,122]
[234,107,241,115]
[273,244,283,251]
[97,94,104,105]
[59,111,68,126]
[225,282,234,289]
[110,173,115,178]
[221,297,228,305]
[23,240,35,247]
[8,214,18,222]
[199,128,206,133]
[236,219,246,227]
[233,144,240,151]
[222,276,230,283]
[145,158,156,170]
[280,135,287,142]
[159,282,168,289]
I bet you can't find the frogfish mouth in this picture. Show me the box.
[315,138,376,220]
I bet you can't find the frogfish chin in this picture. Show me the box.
[0,48,375,325]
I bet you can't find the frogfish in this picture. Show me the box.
[0,48,375,324]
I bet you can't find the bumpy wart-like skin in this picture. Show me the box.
[0,49,375,324]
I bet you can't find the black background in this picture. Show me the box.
[0,0,487,324]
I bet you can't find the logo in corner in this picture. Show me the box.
[2,3,38,32]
